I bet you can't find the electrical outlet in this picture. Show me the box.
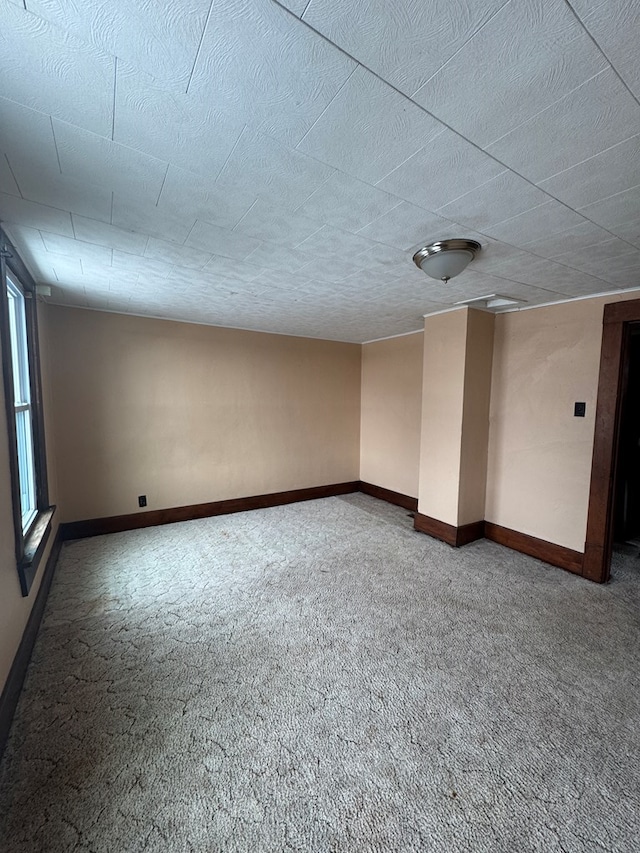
[138,495,147,507]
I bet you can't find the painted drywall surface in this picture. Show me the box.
[458,309,495,526]
[360,332,423,498]
[47,307,361,522]
[418,309,467,525]
[485,293,638,552]
[0,305,59,692]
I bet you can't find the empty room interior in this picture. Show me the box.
[1,0,640,850]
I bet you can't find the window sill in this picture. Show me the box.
[18,506,56,596]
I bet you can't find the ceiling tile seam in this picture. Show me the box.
[3,154,23,198]
[230,199,260,233]
[109,192,114,226]
[294,64,361,149]
[481,67,610,150]
[370,131,449,188]
[577,181,640,212]
[465,266,608,298]
[184,0,217,96]
[154,163,170,207]
[537,132,640,185]
[269,0,598,230]
[300,0,315,19]
[469,199,563,232]
[408,0,514,98]
[211,124,248,185]
[562,0,640,111]
[49,116,63,174]
[1,194,75,234]
[111,57,117,142]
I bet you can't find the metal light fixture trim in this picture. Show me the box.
[413,239,481,283]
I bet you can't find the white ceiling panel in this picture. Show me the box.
[185,221,261,261]
[570,0,640,98]
[376,130,505,212]
[0,157,20,197]
[297,255,366,284]
[52,121,168,203]
[412,0,607,148]
[486,69,640,184]
[0,192,74,237]
[40,231,113,266]
[201,256,262,285]
[538,135,640,210]
[71,216,148,255]
[550,237,638,272]
[143,237,212,270]
[233,200,322,248]
[243,242,310,273]
[2,0,639,341]
[437,171,549,232]
[612,218,640,249]
[111,195,194,245]
[294,225,378,261]
[0,98,59,175]
[11,167,113,223]
[579,186,640,232]
[25,0,211,90]
[158,166,256,231]
[521,221,623,260]
[216,130,335,210]
[114,64,246,179]
[297,66,444,184]
[187,0,357,147]
[1,0,114,136]
[299,0,507,97]
[356,203,456,252]
[484,201,587,246]
[295,172,399,232]
[111,250,171,280]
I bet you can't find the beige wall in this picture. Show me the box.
[458,309,494,526]
[0,304,59,692]
[418,309,468,525]
[360,332,423,497]
[486,291,639,551]
[46,307,361,522]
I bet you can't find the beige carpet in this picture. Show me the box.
[1,494,639,852]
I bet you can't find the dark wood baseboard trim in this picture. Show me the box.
[484,522,583,575]
[60,481,361,540]
[0,528,62,762]
[358,482,418,512]
[413,512,485,547]
[456,520,486,546]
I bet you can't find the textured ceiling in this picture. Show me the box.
[1,0,639,342]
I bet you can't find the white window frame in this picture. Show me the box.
[1,230,53,596]
[6,274,38,533]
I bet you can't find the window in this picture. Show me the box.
[6,275,38,532]
[0,230,53,595]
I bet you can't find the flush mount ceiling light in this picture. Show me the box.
[413,239,481,283]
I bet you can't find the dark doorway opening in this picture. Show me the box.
[585,299,640,583]
[613,325,640,546]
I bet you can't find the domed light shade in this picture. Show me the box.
[413,239,481,282]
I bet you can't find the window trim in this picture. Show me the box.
[0,228,53,596]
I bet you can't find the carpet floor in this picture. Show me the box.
[1,494,639,852]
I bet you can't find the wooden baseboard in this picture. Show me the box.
[484,522,584,575]
[60,481,361,540]
[0,529,62,762]
[358,482,418,512]
[413,512,485,547]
